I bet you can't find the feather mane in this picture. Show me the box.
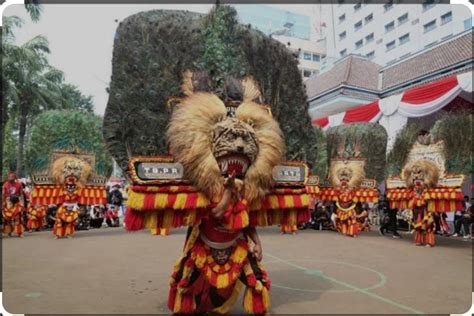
[167,77,284,205]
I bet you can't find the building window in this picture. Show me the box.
[384,1,393,12]
[339,31,347,40]
[303,52,312,60]
[339,14,346,23]
[365,32,374,43]
[386,40,396,51]
[354,20,363,31]
[340,49,347,57]
[303,69,312,78]
[365,13,373,24]
[385,21,395,33]
[355,39,363,50]
[366,51,375,60]
[441,11,452,25]
[422,0,436,12]
[464,18,473,30]
[312,53,320,62]
[354,3,362,11]
[423,20,437,33]
[398,13,409,26]
[399,33,410,45]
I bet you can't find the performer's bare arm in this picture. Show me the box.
[245,227,263,261]
[18,183,26,207]
[211,172,237,219]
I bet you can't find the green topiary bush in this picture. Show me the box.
[103,6,319,173]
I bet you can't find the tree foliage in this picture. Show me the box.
[387,110,473,177]
[431,111,472,175]
[312,126,328,178]
[326,123,388,183]
[386,123,423,175]
[2,14,95,177]
[201,6,248,92]
[25,110,113,177]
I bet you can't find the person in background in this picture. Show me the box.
[368,202,379,225]
[107,184,124,211]
[452,197,473,239]
[355,202,370,232]
[312,205,330,230]
[2,172,25,237]
[119,184,128,217]
[379,194,402,239]
[454,196,470,233]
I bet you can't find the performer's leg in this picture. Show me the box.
[425,230,435,247]
[414,229,423,246]
[241,256,271,315]
[53,220,64,238]
[15,218,24,237]
[3,222,13,236]
[65,223,75,238]
[350,221,359,237]
[339,221,347,235]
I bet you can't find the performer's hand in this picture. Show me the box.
[223,171,236,190]
[253,243,263,261]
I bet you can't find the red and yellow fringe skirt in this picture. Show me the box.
[27,217,45,230]
[3,204,24,236]
[335,209,359,237]
[168,226,270,314]
[413,207,435,247]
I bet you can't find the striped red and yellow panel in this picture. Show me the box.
[387,187,463,201]
[305,185,320,196]
[128,185,210,211]
[125,185,311,231]
[250,192,310,211]
[319,188,378,203]
[387,187,463,212]
[128,207,310,231]
[31,185,107,205]
[78,187,107,205]
[129,185,311,212]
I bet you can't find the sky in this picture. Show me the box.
[4,4,317,116]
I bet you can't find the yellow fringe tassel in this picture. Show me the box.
[243,287,254,313]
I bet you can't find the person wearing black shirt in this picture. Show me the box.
[107,184,123,207]
[379,194,402,239]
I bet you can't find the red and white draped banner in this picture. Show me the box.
[312,71,473,151]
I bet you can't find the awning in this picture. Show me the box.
[312,71,473,151]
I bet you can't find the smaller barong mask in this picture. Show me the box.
[51,155,92,194]
[402,159,439,190]
[328,135,366,189]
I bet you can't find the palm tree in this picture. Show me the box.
[25,0,42,22]
[3,17,62,176]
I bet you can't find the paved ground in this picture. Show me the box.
[2,226,472,314]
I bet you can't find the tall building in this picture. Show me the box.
[233,4,326,79]
[234,4,311,40]
[272,35,326,80]
[319,1,472,70]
